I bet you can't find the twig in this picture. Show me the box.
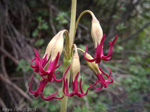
[1,31,18,106]
[0,74,32,102]
[120,22,150,44]
[48,2,57,35]
[0,47,19,64]
[0,97,7,108]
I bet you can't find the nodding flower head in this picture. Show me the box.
[63,45,94,97]
[84,51,113,91]
[29,30,71,101]
[91,16,103,48]
[86,53,113,91]
[84,34,118,63]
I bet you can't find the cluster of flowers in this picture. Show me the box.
[29,10,117,101]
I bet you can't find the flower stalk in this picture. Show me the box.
[60,0,77,112]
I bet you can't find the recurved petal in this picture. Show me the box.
[84,45,96,62]
[29,76,36,94]
[102,35,118,60]
[40,91,64,101]
[53,65,71,82]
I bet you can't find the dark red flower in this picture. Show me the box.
[84,34,118,63]
[29,49,71,101]
[63,73,95,97]
[38,54,71,82]
[31,48,67,82]
[92,68,113,91]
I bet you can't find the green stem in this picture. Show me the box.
[69,0,77,50]
[60,0,77,112]
[73,10,95,41]
[60,58,71,112]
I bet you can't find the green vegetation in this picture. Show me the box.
[0,0,150,112]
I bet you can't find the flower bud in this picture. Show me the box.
[43,32,61,60]
[91,17,103,48]
[71,45,80,81]
[50,30,65,61]
[43,30,66,61]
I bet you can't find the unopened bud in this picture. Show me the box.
[50,30,65,61]
[43,32,61,60]
[71,45,80,81]
[91,17,103,48]
[44,30,66,61]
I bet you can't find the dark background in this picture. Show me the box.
[0,0,150,112]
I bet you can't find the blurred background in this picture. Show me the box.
[0,0,150,112]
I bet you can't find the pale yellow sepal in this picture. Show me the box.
[71,44,80,81]
[91,17,103,48]
[43,30,67,61]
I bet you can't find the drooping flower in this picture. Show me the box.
[84,34,118,63]
[29,30,70,101]
[63,45,94,97]
[29,52,71,100]
[78,48,113,91]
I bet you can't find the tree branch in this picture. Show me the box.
[120,22,150,43]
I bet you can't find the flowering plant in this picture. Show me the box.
[29,1,117,112]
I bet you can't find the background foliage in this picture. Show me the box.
[0,0,150,112]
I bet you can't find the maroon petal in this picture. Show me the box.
[102,35,118,61]
[40,91,64,101]
[41,54,48,67]
[97,74,108,88]
[47,52,60,74]
[92,80,103,91]
[30,58,36,68]
[29,77,48,97]
[39,63,48,76]
[34,49,41,60]
[63,79,68,94]
[78,78,95,97]
[31,49,43,73]
[63,79,74,97]
[29,76,36,94]
[65,79,69,94]
[79,78,84,94]
[99,67,113,83]
[84,45,96,62]
[94,35,106,59]
[99,67,110,78]
[53,65,71,82]
[99,34,106,48]
[56,61,62,69]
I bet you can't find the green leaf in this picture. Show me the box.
[116,23,127,30]
[35,39,44,46]
[32,29,39,37]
